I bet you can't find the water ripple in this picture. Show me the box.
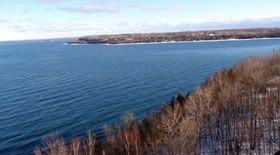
[0,39,279,154]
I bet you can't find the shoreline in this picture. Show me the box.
[34,52,280,155]
[106,37,280,46]
[74,28,280,46]
[65,37,280,46]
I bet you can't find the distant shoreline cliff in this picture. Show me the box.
[69,28,280,44]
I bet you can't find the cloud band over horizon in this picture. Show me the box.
[0,0,280,41]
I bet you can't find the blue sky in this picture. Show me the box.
[0,0,280,41]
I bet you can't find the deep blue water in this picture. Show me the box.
[0,39,280,155]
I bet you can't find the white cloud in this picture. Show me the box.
[93,0,113,5]
[60,4,120,14]
[141,7,166,13]
[40,0,60,4]
[0,19,8,23]
[140,2,187,13]
[1,17,280,41]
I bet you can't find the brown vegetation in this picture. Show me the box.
[35,51,280,155]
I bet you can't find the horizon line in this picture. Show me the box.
[1,27,280,42]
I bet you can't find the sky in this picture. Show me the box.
[0,0,280,41]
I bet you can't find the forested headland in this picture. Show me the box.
[70,28,280,44]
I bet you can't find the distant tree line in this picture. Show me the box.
[74,28,280,44]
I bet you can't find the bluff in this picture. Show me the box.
[35,51,280,155]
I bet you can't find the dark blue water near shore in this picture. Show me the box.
[0,39,280,154]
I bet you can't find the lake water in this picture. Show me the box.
[0,39,280,155]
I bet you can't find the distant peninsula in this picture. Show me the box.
[69,28,280,45]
